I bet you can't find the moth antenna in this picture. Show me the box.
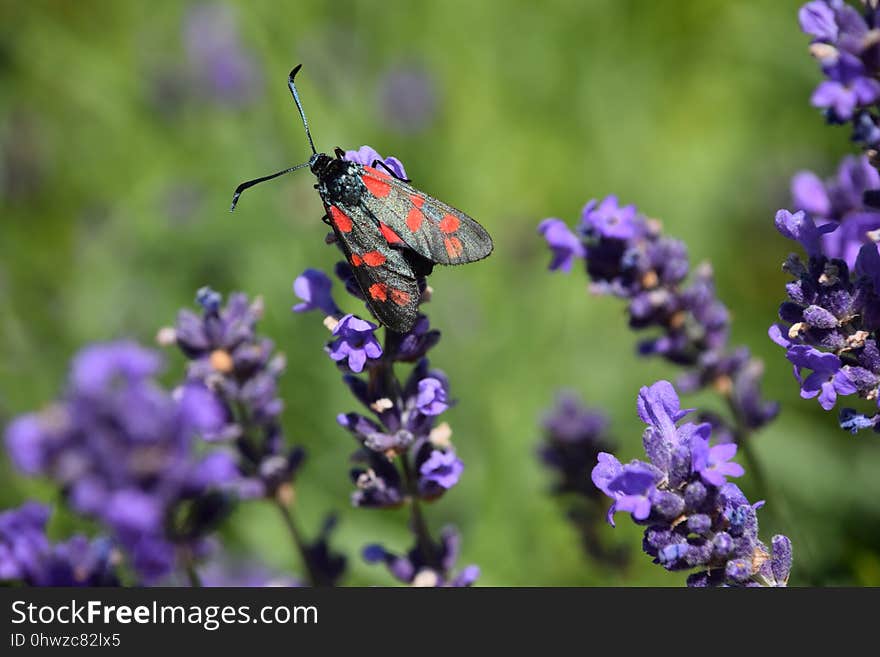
[288,64,317,155]
[230,161,311,211]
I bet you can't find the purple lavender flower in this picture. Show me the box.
[771,157,880,425]
[538,218,585,272]
[775,209,836,257]
[789,155,880,268]
[362,526,478,587]
[0,502,120,587]
[418,450,464,495]
[811,55,880,121]
[591,381,791,586]
[344,145,408,180]
[183,3,262,105]
[4,341,235,583]
[163,288,347,586]
[691,442,745,487]
[293,269,341,315]
[377,64,438,134]
[787,345,858,409]
[540,197,778,442]
[539,394,614,489]
[326,314,383,373]
[295,147,476,586]
[799,1,880,146]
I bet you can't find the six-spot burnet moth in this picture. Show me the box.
[230,64,494,333]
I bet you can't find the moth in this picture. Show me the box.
[231,65,493,333]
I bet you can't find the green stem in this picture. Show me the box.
[275,500,323,587]
[184,558,202,588]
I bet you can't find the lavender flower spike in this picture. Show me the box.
[294,146,478,586]
[591,380,791,587]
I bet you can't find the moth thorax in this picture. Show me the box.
[322,166,363,205]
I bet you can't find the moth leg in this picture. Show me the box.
[371,159,411,183]
[320,214,338,244]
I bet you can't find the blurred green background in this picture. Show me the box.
[2,0,879,586]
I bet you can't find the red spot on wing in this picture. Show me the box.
[390,288,411,306]
[350,254,363,267]
[368,283,388,301]
[444,237,464,258]
[379,222,403,244]
[410,194,425,208]
[363,165,390,180]
[362,173,391,197]
[329,206,352,233]
[362,250,387,267]
[406,206,425,231]
[439,214,460,234]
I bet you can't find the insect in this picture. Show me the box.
[230,65,493,333]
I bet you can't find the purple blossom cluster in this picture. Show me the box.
[799,1,880,148]
[291,146,478,586]
[771,156,880,429]
[0,502,119,586]
[538,394,627,565]
[769,3,880,432]
[4,341,238,582]
[539,196,778,441]
[162,287,346,586]
[592,381,792,586]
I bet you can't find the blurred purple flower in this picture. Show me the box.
[378,64,438,134]
[183,3,262,105]
[3,341,237,583]
[0,501,119,586]
[166,288,346,586]
[362,526,478,587]
[293,269,340,315]
[538,218,584,272]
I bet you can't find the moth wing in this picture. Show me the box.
[357,165,494,265]
[324,202,421,333]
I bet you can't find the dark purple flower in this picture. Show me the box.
[418,450,463,494]
[326,314,383,373]
[775,209,836,257]
[166,289,346,586]
[0,502,119,586]
[362,526,478,587]
[581,195,641,240]
[787,344,857,410]
[592,381,790,586]
[538,218,585,272]
[691,441,744,486]
[3,341,238,583]
[812,54,880,121]
[293,269,340,315]
[378,64,438,134]
[791,170,832,216]
[183,3,262,105]
[799,1,838,42]
[415,377,449,416]
[603,462,659,525]
[344,145,407,180]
